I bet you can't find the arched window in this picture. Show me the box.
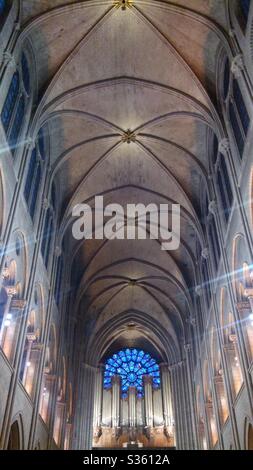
[247,422,253,450]
[24,128,46,221]
[233,79,250,136]
[212,135,233,223]
[19,307,42,398]
[41,208,53,269]
[0,0,6,16]
[7,420,22,450]
[240,0,250,22]
[104,348,160,396]
[30,162,41,220]
[54,256,63,306]
[229,101,244,158]
[38,128,46,161]
[229,79,250,159]
[1,51,31,157]
[1,72,20,132]
[24,148,37,202]
[51,182,57,211]
[41,183,57,270]
[40,325,56,424]
[21,53,30,95]
[201,259,211,308]
[208,215,221,271]
[223,57,230,100]
[9,94,25,154]
[216,154,233,222]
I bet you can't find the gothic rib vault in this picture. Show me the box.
[18,0,230,366]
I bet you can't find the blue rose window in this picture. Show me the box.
[104,348,160,395]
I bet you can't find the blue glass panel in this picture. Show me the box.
[9,94,25,154]
[223,58,230,100]
[240,0,250,21]
[233,79,250,136]
[54,257,63,306]
[30,162,41,219]
[38,128,46,160]
[51,182,56,210]
[229,101,244,158]
[0,0,6,15]
[1,72,20,132]
[24,148,37,202]
[104,348,160,396]
[41,208,52,265]
[21,53,30,95]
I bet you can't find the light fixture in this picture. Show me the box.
[4,320,11,327]
[114,0,134,11]
[26,361,31,367]
[122,129,136,144]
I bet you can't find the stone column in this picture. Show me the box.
[143,375,153,429]
[93,364,104,434]
[22,332,37,387]
[160,363,173,433]
[111,375,121,428]
[128,386,136,428]
[73,363,96,449]
[0,286,16,346]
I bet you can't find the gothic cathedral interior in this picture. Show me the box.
[0,0,253,451]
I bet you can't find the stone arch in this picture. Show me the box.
[244,417,253,449]
[7,415,24,450]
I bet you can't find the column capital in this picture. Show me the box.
[186,316,196,326]
[223,342,236,352]
[26,137,35,149]
[42,198,50,210]
[55,246,62,258]
[5,285,18,297]
[218,138,230,156]
[213,373,223,385]
[143,374,153,385]
[184,343,191,353]
[128,385,137,394]
[3,51,16,68]
[195,285,203,297]
[159,362,170,370]
[208,200,217,216]
[231,54,244,78]
[201,247,209,260]
[10,299,26,310]
[168,360,184,371]
[111,374,121,385]
[237,301,251,314]
[244,287,253,299]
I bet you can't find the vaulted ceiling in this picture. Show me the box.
[22,1,229,363]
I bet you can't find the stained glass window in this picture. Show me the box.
[104,348,160,396]
[233,79,250,136]
[223,57,230,100]
[29,161,41,219]
[21,53,30,95]
[54,257,63,306]
[24,148,37,203]
[0,0,6,16]
[9,94,25,153]
[229,101,244,158]
[1,72,20,132]
[38,128,46,160]
[240,0,250,21]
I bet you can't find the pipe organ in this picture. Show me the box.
[92,360,175,449]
